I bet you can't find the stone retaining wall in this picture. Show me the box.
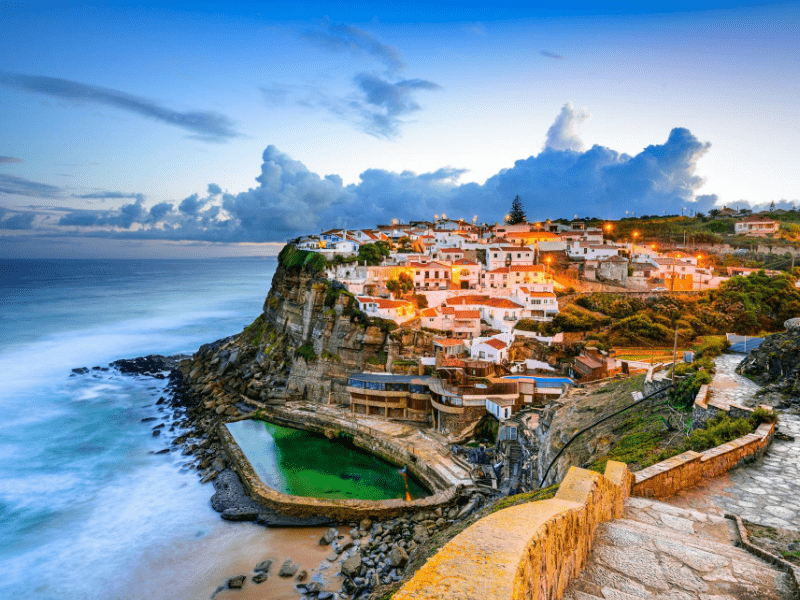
[393,462,632,600]
[217,412,458,522]
[631,422,775,499]
[691,383,765,430]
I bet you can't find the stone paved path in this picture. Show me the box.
[564,496,795,600]
[707,353,760,408]
[667,352,800,532]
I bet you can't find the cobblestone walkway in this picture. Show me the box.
[667,352,800,532]
[564,496,795,600]
[707,353,760,408]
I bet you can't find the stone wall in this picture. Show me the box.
[631,422,775,499]
[217,411,459,522]
[393,462,632,600]
[691,383,769,430]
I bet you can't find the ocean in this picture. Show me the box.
[0,258,340,600]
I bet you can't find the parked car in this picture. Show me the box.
[652,287,668,292]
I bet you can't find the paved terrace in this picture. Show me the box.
[667,353,800,532]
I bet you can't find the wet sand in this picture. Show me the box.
[115,520,346,600]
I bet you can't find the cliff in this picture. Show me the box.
[179,246,434,416]
[737,320,800,408]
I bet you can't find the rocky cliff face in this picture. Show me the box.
[737,323,800,404]
[179,256,435,417]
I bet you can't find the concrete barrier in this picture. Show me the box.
[393,462,632,600]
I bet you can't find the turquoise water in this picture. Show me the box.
[0,258,277,599]
[227,420,429,501]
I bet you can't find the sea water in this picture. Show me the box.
[0,258,341,599]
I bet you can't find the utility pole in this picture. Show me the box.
[671,326,679,384]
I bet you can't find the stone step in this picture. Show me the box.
[564,496,795,600]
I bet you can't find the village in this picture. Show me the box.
[284,206,791,440]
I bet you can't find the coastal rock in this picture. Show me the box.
[252,572,269,584]
[227,575,246,589]
[112,354,189,377]
[254,559,272,573]
[296,569,308,582]
[341,554,362,578]
[221,507,259,521]
[279,559,298,577]
[320,527,338,545]
[387,546,408,568]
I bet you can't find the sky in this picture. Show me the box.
[0,1,798,257]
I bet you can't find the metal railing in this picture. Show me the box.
[538,382,673,487]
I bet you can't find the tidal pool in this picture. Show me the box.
[226,420,429,501]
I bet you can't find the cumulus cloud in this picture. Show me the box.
[540,50,564,60]
[0,156,23,164]
[12,106,722,242]
[0,72,240,142]
[0,174,61,197]
[544,103,589,151]
[304,23,405,73]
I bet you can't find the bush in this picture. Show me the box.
[295,343,318,362]
[750,407,778,427]
[687,415,753,452]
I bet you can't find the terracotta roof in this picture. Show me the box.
[487,267,509,274]
[453,259,479,265]
[509,265,545,272]
[738,215,778,223]
[483,339,508,350]
[455,310,481,319]
[447,295,489,305]
[358,297,413,309]
[420,308,439,318]
[441,307,455,315]
[525,292,556,298]
[439,248,464,253]
[482,298,523,309]
[433,338,465,347]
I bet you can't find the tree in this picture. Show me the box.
[506,195,527,225]
[386,272,414,298]
[358,241,390,266]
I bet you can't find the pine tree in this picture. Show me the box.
[506,195,527,225]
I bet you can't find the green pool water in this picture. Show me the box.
[226,420,429,501]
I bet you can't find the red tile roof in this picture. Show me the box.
[455,310,481,319]
[483,339,508,350]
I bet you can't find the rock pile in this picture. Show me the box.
[737,328,800,405]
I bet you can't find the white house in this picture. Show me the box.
[485,246,535,270]
[470,338,509,363]
[356,297,416,323]
[735,215,779,236]
[566,241,620,260]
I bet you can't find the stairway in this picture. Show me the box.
[564,496,796,600]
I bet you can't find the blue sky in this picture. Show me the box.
[0,1,798,257]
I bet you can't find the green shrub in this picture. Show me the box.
[295,343,318,362]
[750,407,778,427]
[687,415,753,452]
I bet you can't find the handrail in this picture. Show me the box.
[538,382,672,487]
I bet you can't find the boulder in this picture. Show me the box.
[254,559,272,573]
[252,572,268,584]
[228,575,246,589]
[341,554,362,578]
[320,527,339,545]
[387,546,408,568]
[279,559,298,577]
[221,507,259,521]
